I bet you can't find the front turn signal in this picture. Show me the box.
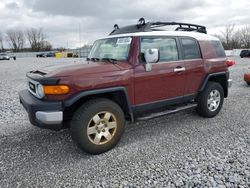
[43,85,70,95]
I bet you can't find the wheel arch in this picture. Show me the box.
[199,71,229,98]
[63,87,134,123]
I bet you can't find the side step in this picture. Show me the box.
[137,103,197,121]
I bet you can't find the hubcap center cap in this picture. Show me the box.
[97,122,106,131]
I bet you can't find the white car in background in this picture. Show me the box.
[0,53,16,60]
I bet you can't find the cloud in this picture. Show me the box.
[0,0,249,48]
[5,2,20,9]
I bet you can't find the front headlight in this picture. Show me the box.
[37,84,45,98]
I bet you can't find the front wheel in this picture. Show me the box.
[70,98,125,154]
[196,82,224,118]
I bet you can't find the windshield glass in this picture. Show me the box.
[88,37,132,61]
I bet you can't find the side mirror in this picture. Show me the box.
[144,49,159,72]
[145,49,160,64]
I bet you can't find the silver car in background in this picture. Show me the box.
[0,53,16,60]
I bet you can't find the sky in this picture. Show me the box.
[0,0,249,49]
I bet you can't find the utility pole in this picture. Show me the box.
[79,23,81,59]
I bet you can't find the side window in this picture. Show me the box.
[140,37,179,62]
[180,38,201,59]
[211,41,226,57]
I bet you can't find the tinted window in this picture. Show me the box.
[181,38,201,59]
[141,37,178,62]
[212,41,226,57]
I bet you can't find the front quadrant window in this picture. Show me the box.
[140,37,179,62]
[180,38,201,59]
[88,37,132,61]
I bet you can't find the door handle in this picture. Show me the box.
[174,67,186,72]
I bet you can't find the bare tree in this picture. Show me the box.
[41,40,52,51]
[6,29,25,52]
[0,31,4,52]
[219,24,241,49]
[238,26,250,48]
[26,28,46,51]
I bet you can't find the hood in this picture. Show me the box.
[39,61,122,77]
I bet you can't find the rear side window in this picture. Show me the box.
[211,41,226,57]
[140,37,179,62]
[180,38,201,59]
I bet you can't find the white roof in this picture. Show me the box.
[102,31,219,41]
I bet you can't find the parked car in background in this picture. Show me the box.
[244,67,250,85]
[36,52,56,58]
[0,53,16,60]
[36,53,46,58]
[240,50,250,58]
[46,52,55,57]
[0,53,10,60]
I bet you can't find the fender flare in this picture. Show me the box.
[63,86,134,122]
[199,71,229,97]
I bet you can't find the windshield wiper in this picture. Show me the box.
[100,58,118,64]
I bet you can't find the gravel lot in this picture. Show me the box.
[0,57,250,187]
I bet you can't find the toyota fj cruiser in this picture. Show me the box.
[19,18,233,154]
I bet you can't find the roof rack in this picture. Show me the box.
[109,18,207,35]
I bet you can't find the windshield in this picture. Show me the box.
[88,37,132,61]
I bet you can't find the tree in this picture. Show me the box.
[0,31,4,52]
[6,29,25,52]
[41,40,52,51]
[26,28,46,51]
[219,24,241,50]
[238,26,250,48]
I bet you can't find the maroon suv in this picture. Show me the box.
[19,18,233,154]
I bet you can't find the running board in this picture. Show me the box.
[137,103,197,121]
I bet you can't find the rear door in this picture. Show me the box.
[179,37,205,95]
[134,36,186,105]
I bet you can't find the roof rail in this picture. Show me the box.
[109,18,207,35]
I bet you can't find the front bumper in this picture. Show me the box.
[19,89,64,130]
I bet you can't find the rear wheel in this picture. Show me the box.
[196,82,224,118]
[70,98,125,154]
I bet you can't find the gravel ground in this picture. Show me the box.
[0,57,249,187]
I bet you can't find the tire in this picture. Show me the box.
[247,82,250,86]
[70,98,125,154]
[196,81,224,118]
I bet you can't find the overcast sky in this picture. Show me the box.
[0,0,249,48]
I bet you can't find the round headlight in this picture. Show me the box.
[37,84,44,98]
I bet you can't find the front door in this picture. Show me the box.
[134,36,187,106]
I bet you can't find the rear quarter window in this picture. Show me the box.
[211,41,226,57]
[180,38,201,59]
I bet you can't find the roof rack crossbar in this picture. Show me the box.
[109,18,207,35]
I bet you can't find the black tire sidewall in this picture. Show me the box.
[70,99,125,154]
[197,82,224,118]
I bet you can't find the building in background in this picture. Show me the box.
[78,45,92,58]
